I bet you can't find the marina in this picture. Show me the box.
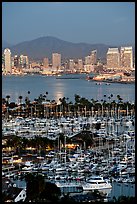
[2,75,135,202]
[2,111,135,201]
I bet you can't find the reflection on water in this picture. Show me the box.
[53,91,64,104]
[2,75,135,103]
[53,81,66,103]
[108,182,135,201]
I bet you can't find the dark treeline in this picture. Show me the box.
[2,92,135,119]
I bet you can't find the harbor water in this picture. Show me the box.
[2,74,135,103]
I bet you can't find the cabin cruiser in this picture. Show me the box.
[82,176,112,191]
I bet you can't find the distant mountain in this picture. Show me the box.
[3,36,135,61]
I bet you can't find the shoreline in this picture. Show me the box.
[90,79,135,84]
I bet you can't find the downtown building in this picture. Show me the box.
[90,50,97,65]
[4,48,12,74]
[106,46,133,71]
[19,55,29,68]
[43,57,49,68]
[77,59,84,72]
[120,47,133,70]
[52,53,61,71]
[106,48,120,70]
[85,50,97,65]
[68,59,75,72]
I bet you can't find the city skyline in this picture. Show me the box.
[2,2,135,46]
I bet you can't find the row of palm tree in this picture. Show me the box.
[2,92,135,118]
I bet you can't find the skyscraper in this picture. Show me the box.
[77,59,83,72]
[14,55,20,68]
[52,53,61,70]
[107,48,120,69]
[43,57,49,68]
[19,55,29,68]
[4,48,12,74]
[69,59,75,71]
[91,50,97,65]
[85,55,92,65]
[120,47,133,69]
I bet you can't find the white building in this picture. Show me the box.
[52,53,61,70]
[120,46,133,69]
[107,48,120,69]
[19,55,29,68]
[4,48,12,74]
[84,64,94,73]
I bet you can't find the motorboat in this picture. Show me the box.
[55,181,83,193]
[82,176,112,191]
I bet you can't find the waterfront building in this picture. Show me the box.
[77,59,84,72]
[4,48,12,74]
[19,55,29,69]
[91,50,97,65]
[84,64,94,73]
[2,54,5,74]
[85,55,92,65]
[69,59,75,71]
[120,46,133,69]
[43,57,49,68]
[52,53,61,70]
[14,55,20,68]
[107,48,120,70]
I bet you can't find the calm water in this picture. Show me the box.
[12,179,135,200]
[2,74,135,104]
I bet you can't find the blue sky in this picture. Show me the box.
[2,2,135,45]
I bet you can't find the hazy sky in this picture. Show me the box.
[2,2,135,45]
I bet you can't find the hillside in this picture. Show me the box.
[2,36,134,61]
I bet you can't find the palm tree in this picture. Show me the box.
[2,98,6,105]
[18,95,23,116]
[18,95,23,104]
[5,95,11,118]
[117,95,123,118]
[6,95,10,104]
[25,96,30,117]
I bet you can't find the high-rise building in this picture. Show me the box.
[43,57,49,68]
[19,55,29,68]
[120,47,133,69]
[69,59,75,71]
[85,55,92,65]
[107,48,120,69]
[91,50,97,65]
[77,59,83,72]
[14,55,20,68]
[52,53,61,70]
[4,48,12,74]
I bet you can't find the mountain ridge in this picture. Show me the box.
[2,36,135,61]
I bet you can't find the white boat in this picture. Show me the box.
[82,176,112,191]
[55,181,83,193]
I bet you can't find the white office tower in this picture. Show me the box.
[120,47,133,69]
[52,53,61,71]
[4,48,12,74]
[107,48,120,69]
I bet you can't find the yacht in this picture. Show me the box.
[55,181,83,193]
[82,176,112,191]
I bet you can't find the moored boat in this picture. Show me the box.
[82,176,112,191]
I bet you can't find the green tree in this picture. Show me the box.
[25,173,61,202]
